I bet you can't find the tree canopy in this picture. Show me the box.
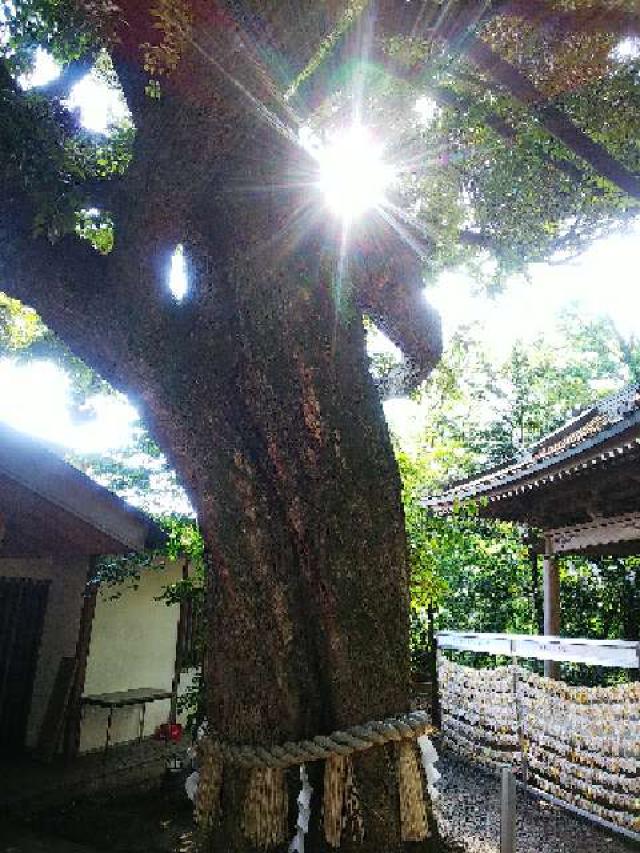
[2,1,639,295]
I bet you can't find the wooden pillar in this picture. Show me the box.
[543,536,560,679]
[63,561,98,760]
[170,557,190,724]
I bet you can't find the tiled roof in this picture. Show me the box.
[422,384,640,512]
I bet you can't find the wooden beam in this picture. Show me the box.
[464,36,640,200]
[546,511,640,554]
[0,423,164,554]
[543,539,560,678]
[64,565,98,760]
[36,656,77,762]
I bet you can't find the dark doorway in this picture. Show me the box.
[0,577,50,753]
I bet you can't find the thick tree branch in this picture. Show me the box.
[352,244,442,391]
[0,58,175,360]
[463,36,640,200]
[488,0,640,40]
[1,117,187,411]
[458,230,495,250]
[426,84,591,187]
[0,196,120,378]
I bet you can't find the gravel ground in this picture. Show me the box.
[435,752,638,853]
[4,751,637,852]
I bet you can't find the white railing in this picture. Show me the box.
[437,631,640,668]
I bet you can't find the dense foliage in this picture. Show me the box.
[398,311,640,683]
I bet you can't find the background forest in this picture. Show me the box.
[390,307,640,684]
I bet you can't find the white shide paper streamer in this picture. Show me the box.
[417,734,441,799]
[289,764,313,852]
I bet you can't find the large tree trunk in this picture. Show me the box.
[110,182,439,849]
[1,4,443,847]
[204,254,414,851]
[147,194,439,851]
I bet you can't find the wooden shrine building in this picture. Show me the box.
[423,384,640,676]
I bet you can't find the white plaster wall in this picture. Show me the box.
[0,556,89,748]
[79,561,183,752]
[176,666,200,729]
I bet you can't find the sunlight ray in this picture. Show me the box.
[374,204,430,261]
[349,1,376,128]
[335,219,351,314]
[187,33,302,147]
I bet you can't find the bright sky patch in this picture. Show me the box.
[0,359,137,452]
[427,220,640,356]
[65,70,129,134]
[414,96,439,126]
[611,37,640,63]
[17,47,60,89]
[169,244,189,301]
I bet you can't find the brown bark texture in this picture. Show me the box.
[0,3,443,850]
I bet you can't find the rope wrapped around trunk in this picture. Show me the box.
[196,709,437,848]
[214,709,433,768]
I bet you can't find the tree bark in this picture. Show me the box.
[196,227,426,851]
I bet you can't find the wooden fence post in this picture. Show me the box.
[543,536,560,679]
[429,605,441,728]
[501,766,516,853]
